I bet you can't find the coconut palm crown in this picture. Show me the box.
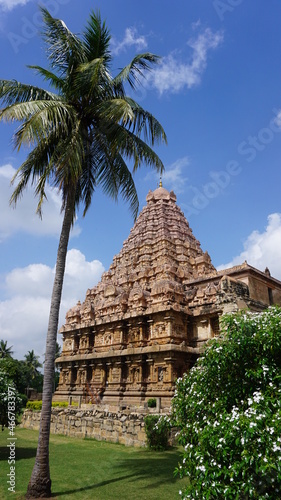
[0,340,14,359]
[0,8,167,498]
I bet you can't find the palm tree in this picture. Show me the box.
[24,349,42,385]
[0,8,167,498]
[0,340,14,359]
[43,342,62,391]
[24,349,42,372]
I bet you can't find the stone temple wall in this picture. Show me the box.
[20,407,150,447]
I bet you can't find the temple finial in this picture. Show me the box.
[159,176,162,188]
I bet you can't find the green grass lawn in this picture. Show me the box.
[0,427,186,499]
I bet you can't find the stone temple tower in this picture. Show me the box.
[54,185,281,410]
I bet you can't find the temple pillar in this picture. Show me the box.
[89,362,95,383]
[71,334,79,353]
[73,363,79,387]
[97,362,107,388]
[146,358,154,392]
[164,356,176,383]
[114,361,123,387]
[147,319,153,342]
[164,315,174,338]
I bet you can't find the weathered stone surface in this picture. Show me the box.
[21,408,150,447]
[54,186,281,411]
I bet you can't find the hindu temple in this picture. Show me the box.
[54,185,281,410]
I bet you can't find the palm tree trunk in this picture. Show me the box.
[26,188,76,499]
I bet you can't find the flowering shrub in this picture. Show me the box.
[0,370,23,429]
[144,414,170,450]
[171,306,281,499]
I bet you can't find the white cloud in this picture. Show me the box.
[274,109,281,127]
[0,0,31,10]
[0,249,105,362]
[149,28,223,94]
[145,156,190,193]
[111,27,147,55]
[162,157,190,193]
[217,213,281,280]
[6,263,54,298]
[63,249,104,302]
[0,164,81,241]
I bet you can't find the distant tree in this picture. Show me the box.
[0,357,27,394]
[171,306,281,499]
[24,350,42,384]
[24,350,43,396]
[0,8,166,498]
[0,340,14,358]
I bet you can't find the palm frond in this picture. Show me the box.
[39,6,85,75]
[99,96,167,146]
[27,66,65,93]
[10,149,52,215]
[83,10,112,65]
[77,145,98,216]
[110,154,139,220]
[123,97,167,145]
[73,58,112,101]
[0,79,57,106]
[98,98,135,126]
[104,122,165,174]
[1,100,76,149]
[51,122,85,218]
[92,137,139,219]
[113,53,160,90]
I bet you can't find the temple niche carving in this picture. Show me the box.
[54,185,281,410]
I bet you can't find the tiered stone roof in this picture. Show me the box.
[56,185,281,412]
[61,186,217,331]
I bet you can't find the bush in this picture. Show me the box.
[147,398,157,408]
[26,400,42,411]
[52,401,68,408]
[144,414,170,450]
[26,400,69,410]
[171,306,281,499]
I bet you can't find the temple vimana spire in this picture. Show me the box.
[54,186,281,410]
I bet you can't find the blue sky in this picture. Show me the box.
[1,0,281,361]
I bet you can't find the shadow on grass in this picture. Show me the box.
[114,450,180,489]
[0,446,36,461]
[52,450,180,497]
[53,473,137,497]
